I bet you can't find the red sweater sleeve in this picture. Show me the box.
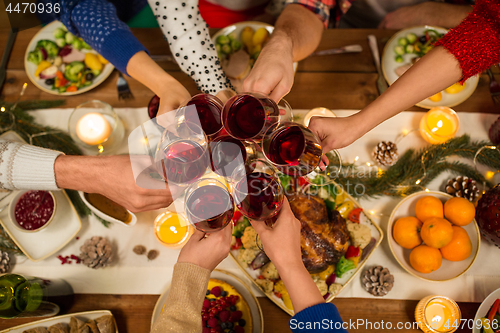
[434,0,500,82]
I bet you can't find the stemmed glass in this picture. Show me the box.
[221,93,281,141]
[209,135,258,179]
[154,122,210,186]
[176,93,224,139]
[184,178,234,232]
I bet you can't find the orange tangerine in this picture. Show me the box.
[393,216,423,249]
[420,217,454,249]
[415,196,444,222]
[410,245,443,273]
[444,197,475,226]
[440,226,472,261]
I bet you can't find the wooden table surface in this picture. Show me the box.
[0,26,489,332]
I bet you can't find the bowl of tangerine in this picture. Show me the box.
[388,191,480,282]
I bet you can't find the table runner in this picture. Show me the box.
[9,107,500,303]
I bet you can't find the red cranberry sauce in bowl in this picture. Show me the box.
[14,191,55,231]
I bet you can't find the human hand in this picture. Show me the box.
[308,115,368,153]
[155,81,191,128]
[242,32,294,102]
[55,155,179,213]
[378,3,445,30]
[249,198,302,269]
[177,224,233,271]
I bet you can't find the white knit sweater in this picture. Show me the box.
[0,140,62,190]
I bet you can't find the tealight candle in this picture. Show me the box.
[419,107,460,144]
[415,295,462,333]
[154,211,193,249]
[76,112,112,146]
[303,107,336,127]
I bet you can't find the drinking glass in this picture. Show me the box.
[154,122,209,186]
[232,159,284,223]
[262,121,323,177]
[176,93,224,138]
[184,178,234,232]
[209,135,258,179]
[222,93,280,141]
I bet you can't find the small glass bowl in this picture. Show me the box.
[419,107,460,144]
[153,211,193,249]
[415,295,462,333]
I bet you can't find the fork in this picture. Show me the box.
[487,69,500,105]
[367,35,388,95]
[116,71,133,100]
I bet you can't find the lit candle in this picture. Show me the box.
[303,107,336,127]
[154,211,192,248]
[76,112,112,146]
[415,296,461,333]
[420,107,459,144]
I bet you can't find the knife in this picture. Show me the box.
[310,44,362,57]
[367,35,388,95]
[0,28,18,94]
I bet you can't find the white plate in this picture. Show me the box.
[25,20,114,96]
[212,21,298,92]
[387,191,480,282]
[473,287,500,333]
[230,190,383,316]
[0,131,82,262]
[0,310,117,333]
[151,269,264,333]
[381,26,479,109]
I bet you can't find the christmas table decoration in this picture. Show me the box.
[0,250,11,273]
[372,141,399,166]
[361,266,394,296]
[79,236,114,269]
[444,176,479,202]
[475,184,500,248]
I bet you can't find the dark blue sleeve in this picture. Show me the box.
[289,303,348,332]
[37,0,147,74]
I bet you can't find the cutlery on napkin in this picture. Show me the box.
[367,34,388,95]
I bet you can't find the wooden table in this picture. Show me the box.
[0,26,489,332]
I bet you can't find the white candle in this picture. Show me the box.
[76,112,112,145]
[303,107,336,127]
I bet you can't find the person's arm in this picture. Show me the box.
[243,3,324,101]
[151,225,233,333]
[378,3,472,29]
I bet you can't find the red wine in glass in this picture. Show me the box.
[158,139,208,185]
[185,184,234,232]
[222,93,279,140]
[263,123,322,176]
[148,95,160,119]
[210,136,247,178]
[184,94,223,137]
[235,172,283,221]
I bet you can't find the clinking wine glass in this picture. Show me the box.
[184,178,234,233]
[209,135,258,179]
[222,93,281,142]
[154,122,210,186]
[176,93,224,138]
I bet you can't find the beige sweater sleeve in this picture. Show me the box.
[0,140,62,191]
[151,262,211,333]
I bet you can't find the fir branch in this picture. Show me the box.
[65,190,90,217]
[0,224,23,255]
[92,214,111,228]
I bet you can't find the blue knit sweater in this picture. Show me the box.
[37,0,148,74]
[290,303,348,332]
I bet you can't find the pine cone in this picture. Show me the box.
[362,266,394,297]
[445,176,479,202]
[0,250,10,273]
[372,141,399,167]
[79,236,114,269]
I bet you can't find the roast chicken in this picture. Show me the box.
[288,194,349,273]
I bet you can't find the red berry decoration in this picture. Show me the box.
[219,310,230,322]
[211,286,222,297]
[203,299,210,309]
[207,318,219,328]
[203,327,210,333]
[234,325,245,333]
[476,184,500,247]
[202,314,209,321]
[230,310,243,322]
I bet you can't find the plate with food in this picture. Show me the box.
[230,174,383,316]
[473,288,500,333]
[0,131,82,262]
[151,269,263,333]
[388,191,480,282]
[25,20,114,95]
[0,310,117,333]
[212,22,298,93]
[381,26,478,109]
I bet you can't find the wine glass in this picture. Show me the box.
[209,135,258,179]
[184,178,234,232]
[176,93,224,138]
[154,122,210,186]
[232,159,284,224]
[221,93,280,141]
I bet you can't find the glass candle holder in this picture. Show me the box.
[154,211,193,249]
[68,100,124,155]
[415,295,462,333]
[419,107,460,144]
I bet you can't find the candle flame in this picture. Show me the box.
[170,226,178,234]
[98,145,104,153]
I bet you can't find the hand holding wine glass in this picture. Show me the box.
[177,223,233,271]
